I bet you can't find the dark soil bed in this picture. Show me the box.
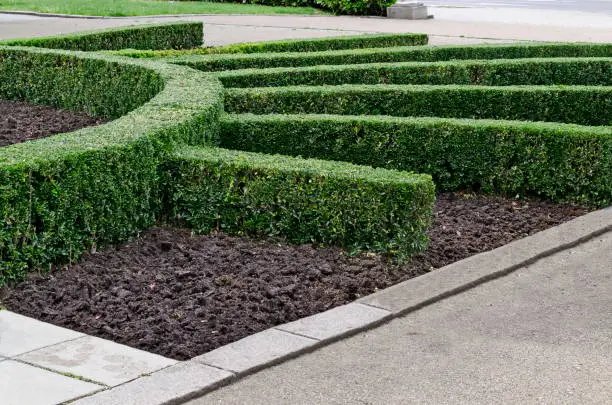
[2,193,589,360]
[0,99,105,147]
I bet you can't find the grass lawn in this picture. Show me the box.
[0,0,325,16]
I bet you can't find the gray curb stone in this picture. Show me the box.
[71,207,611,405]
[72,361,233,405]
[358,207,612,314]
[194,328,317,374]
[275,302,391,341]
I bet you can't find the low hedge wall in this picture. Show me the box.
[220,114,612,207]
[218,57,612,87]
[0,22,203,51]
[163,146,435,260]
[0,47,223,286]
[110,33,429,58]
[225,84,612,126]
[170,42,612,72]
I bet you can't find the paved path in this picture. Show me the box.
[1,6,612,44]
[190,231,612,405]
[0,311,177,405]
[426,0,612,14]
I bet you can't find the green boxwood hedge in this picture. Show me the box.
[220,114,612,207]
[225,84,612,126]
[2,36,611,287]
[0,47,223,286]
[217,57,612,88]
[164,146,435,260]
[0,22,203,51]
[170,42,612,72]
[110,33,429,58]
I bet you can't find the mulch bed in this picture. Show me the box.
[3,193,589,360]
[0,99,105,148]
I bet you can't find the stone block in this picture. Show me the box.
[195,328,317,374]
[17,335,176,386]
[387,2,429,20]
[276,303,391,341]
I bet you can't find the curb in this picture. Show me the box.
[0,10,323,20]
[72,207,611,405]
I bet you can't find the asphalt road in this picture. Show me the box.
[426,0,612,13]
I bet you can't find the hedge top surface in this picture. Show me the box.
[222,112,612,136]
[0,21,204,51]
[174,144,431,185]
[0,46,223,168]
[167,42,612,72]
[216,57,612,87]
[109,32,429,58]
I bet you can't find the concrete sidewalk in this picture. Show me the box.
[191,230,612,404]
[1,6,612,45]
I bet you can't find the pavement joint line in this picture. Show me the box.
[270,327,324,341]
[5,331,87,359]
[10,357,109,387]
[192,362,237,376]
[358,301,393,312]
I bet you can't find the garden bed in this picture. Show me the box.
[2,193,588,360]
[0,100,105,148]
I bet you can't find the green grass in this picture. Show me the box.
[0,0,324,17]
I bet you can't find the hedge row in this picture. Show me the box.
[171,42,612,72]
[0,47,223,285]
[111,33,429,58]
[225,84,612,126]
[220,114,612,207]
[0,22,203,51]
[164,146,435,261]
[218,57,612,88]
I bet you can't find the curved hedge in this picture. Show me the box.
[225,84,612,126]
[164,146,435,261]
[2,33,611,286]
[0,46,223,285]
[170,42,612,72]
[220,114,612,207]
[217,57,612,88]
[111,33,429,58]
[0,22,204,51]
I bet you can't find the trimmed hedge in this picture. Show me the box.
[220,114,612,207]
[170,42,612,72]
[218,57,612,88]
[225,84,612,126]
[0,22,203,51]
[315,0,394,16]
[164,146,435,260]
[0,47,223,286]
[110,33,429,58]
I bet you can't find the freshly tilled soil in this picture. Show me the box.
[0,99,105,148]
[3,193,588,360]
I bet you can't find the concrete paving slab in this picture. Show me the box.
[195,328,317,374]
[72,361,233,405]
[17,335,177,387]
[1,11,611,44]
[0,310,84,357]
[0,360,102,405]
[0,15,507,46]
[276,303,391,341]
[189,232,612,405]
